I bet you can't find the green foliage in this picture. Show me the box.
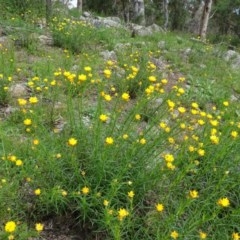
[169,0,189,30]
[213,0,240,39]
[0,0,45,19]
[0,9,240,240]
[50,17,129,53]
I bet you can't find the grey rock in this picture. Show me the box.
[71,65,79,71]
[131,23,165,37]
[115,43,131,50]
[82,11,91,18]
[101,18,122,28]
[9,83,28,98]
[157,41,165,49]
[100,50,117,61]
[38,35,53,46]
[230,94,238,102]
[224,50,240,69]
[0,36,8,44]
[105,16,121,23]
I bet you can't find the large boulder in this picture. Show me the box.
[130,23,165,37]
[224,50,240,70]
[80,12,123,29]
[38,35,53,46]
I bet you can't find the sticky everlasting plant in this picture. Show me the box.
[0,15,240,240]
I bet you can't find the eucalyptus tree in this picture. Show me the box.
[199,0,213,40]
[77,0,82,12]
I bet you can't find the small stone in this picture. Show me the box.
[9,83,28,98]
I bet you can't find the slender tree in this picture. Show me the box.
[199,0,213,40]
[188,0,205,35]
[163,0,169,29]
[77,0,83,13]
[132,0,146,25]
[46,0,52,24]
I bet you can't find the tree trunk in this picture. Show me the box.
[199,0,213,40]
[188,0,205,35]
[121,0,130,23]
[163,0,169,29]
[46,0,52,25]
[77,0,82,13]
[132,0,145,25]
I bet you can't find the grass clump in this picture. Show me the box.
[51,16,128,53]
[0,14,240,240]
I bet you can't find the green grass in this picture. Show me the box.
[0,14,240,240]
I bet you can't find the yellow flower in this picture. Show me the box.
[118,208,129,221]
[137,137,145,144]
[161,78,168,84]
[121,92,130,101]
[103,199,109,207]
[155,203,164,212]
[135,114,141,120]
[178,77,185,82]
[35,223,44,232]
[191,109,199,115]
[217,197,230,207]
[170,230,179,239]
[103,69,111,78]
[29,96,38,104]
[198,119,205,125]
[33,139,39,145]
[104,94,112,101]
[81,186,90,195]
[148,75,157,82]
[189,190,199,199]
[198,149,205,156]
[99,114,108,122]
[50,80,56,86]
[167,100,175,109]
[232,232,240,240]
[15,159,23,166]
[128,191,135,198]
[34,188,41,196]
[211,128,217,135]
[107,60,114,66]
[23,118,32,126]
[122,134,129,139]
[210,119,219,127]
[159,122,167,129]
[105,137,114,145]
[168,137,175,144]
[223,101,229,107]
[5,221,16,233]
[165,127,171,133]
[9,155,17,162]
[148,62,156,71]
[177,88,185,94]
[191,102,199,109]
[231,131,238,139]
[166,162,176,170]
[164,154,174,162]
[8,234,14,240]
[180,123,186,129]
[199,231,207,239]
[188,145,195,152]
[84,66,92,72]
[17,98,27,106]
[78,74,87,81]
[68,138,78,146]
[61,190,68,196]
[210,135,219,144]
[178,106,186,113]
